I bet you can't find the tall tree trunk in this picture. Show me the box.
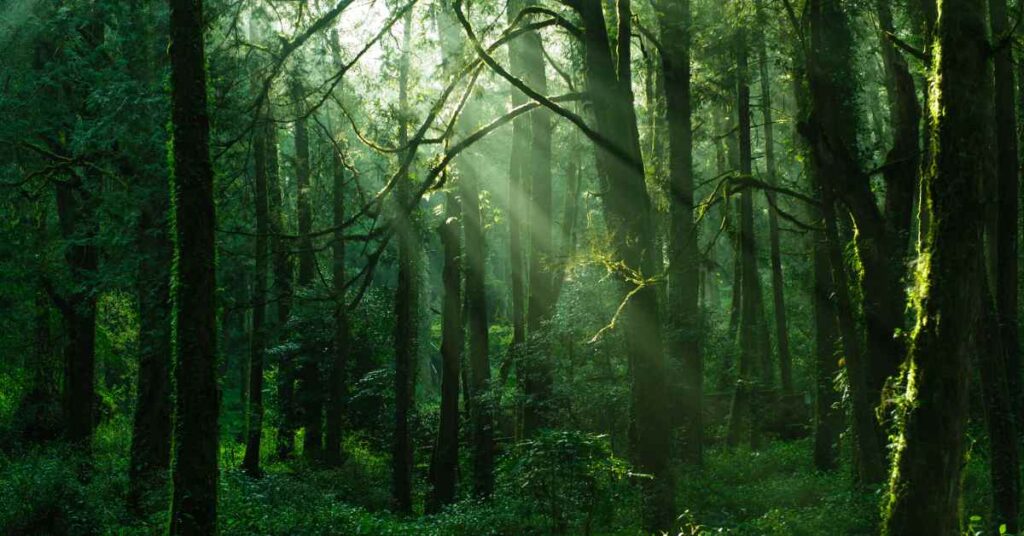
[463,127,493,499]
[291,79,322,462]
[267,111,296,460]
[127,0,172,506]
[755,0,791,393]
[656,0,702,464]
[242,114,270,476]
[991,0,1022,432]
[984,0,1021,530]
[575,0,673,529]
[440,2,493,499]
[727,21,766,448]
[55,175,98,446]
[978,287,1020,534]
[427,187,462,512]
[324,31,350,469]
[521,2,555,436]
[882,0,992,531]
[167,0,220,529]
[802,0,891,484]
[506,0,528,410]
[391,7,418,512]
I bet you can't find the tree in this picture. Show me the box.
[801,0,888,484]
[292,77,323,462]
[755,0,791,393]
[167,0,220,530]
[520,0,556,437]
[242,112,271,476]
[324,29,350,468]
[726,12,768,448]
[655,0,702,464]
[128,0,173,505]
[572,0,673,528]
[391,5,419,512]
[427,185,462,512]
[882,0,992,531]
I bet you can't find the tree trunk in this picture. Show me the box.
[242,114,270,476]
[521,1,555,436]
[463,133,493,499]
[292,79,322,462]
[803,0,892,484]
[978,287,1020,535]
[391,7,418,512]
[126,0,172,506]
[882,0,992,531]
[324,31,350,469]
[575,0,673,529]
[755,0,791,393]
[267,110,296,460]
[811,206,841,471]
[991,0,1021,433]
[506,0,528,411]
[55,174,98,446]
[875,0,920,254]
[167,0,220,529]
[427,187,463,512]
[656,0,702,464]
[727,22,766,449]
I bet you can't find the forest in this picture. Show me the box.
[0,0,1016,534]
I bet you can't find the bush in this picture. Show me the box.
[497,430,637,535]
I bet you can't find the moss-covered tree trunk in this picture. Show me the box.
[803,0,889,485]
[575,0,673,529]
[167,0,220,529]
[882,0,992,531]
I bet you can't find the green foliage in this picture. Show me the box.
[497,430,637,535]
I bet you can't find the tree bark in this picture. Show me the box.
[167,0,220,529]
[882,0,992,531]
[991,0,1021,431]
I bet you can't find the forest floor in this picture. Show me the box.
[0,374,996,535]
[0,422,888,535]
